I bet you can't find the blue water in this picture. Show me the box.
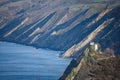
[0,42,71,80]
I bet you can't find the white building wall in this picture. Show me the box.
[94,44,98,51]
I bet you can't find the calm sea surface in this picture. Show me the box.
[0,42,71,80]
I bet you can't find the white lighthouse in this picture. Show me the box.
[94,44,98,51]
[90,42,98,51]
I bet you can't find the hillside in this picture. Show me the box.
[60,44,120,80]
[62,6,120,57]
[0,0,120,57]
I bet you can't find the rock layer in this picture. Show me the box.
[0,0,120,57]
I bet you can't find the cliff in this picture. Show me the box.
[60,44,120,80]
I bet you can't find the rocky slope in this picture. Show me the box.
[0,0,120,55]
[62,5,120,58]
[60,45,120,80]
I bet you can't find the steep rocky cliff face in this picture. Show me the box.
[0,0,120,56]
[62,6,120,57]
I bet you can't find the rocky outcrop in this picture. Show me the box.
[60,44,120,80]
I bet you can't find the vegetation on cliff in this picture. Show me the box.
[60,44,120,80]
[75,46,120,80]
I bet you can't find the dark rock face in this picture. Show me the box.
[62,6,120,58]
[0,0,120,55]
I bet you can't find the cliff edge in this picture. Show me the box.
[60,44,120,80]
